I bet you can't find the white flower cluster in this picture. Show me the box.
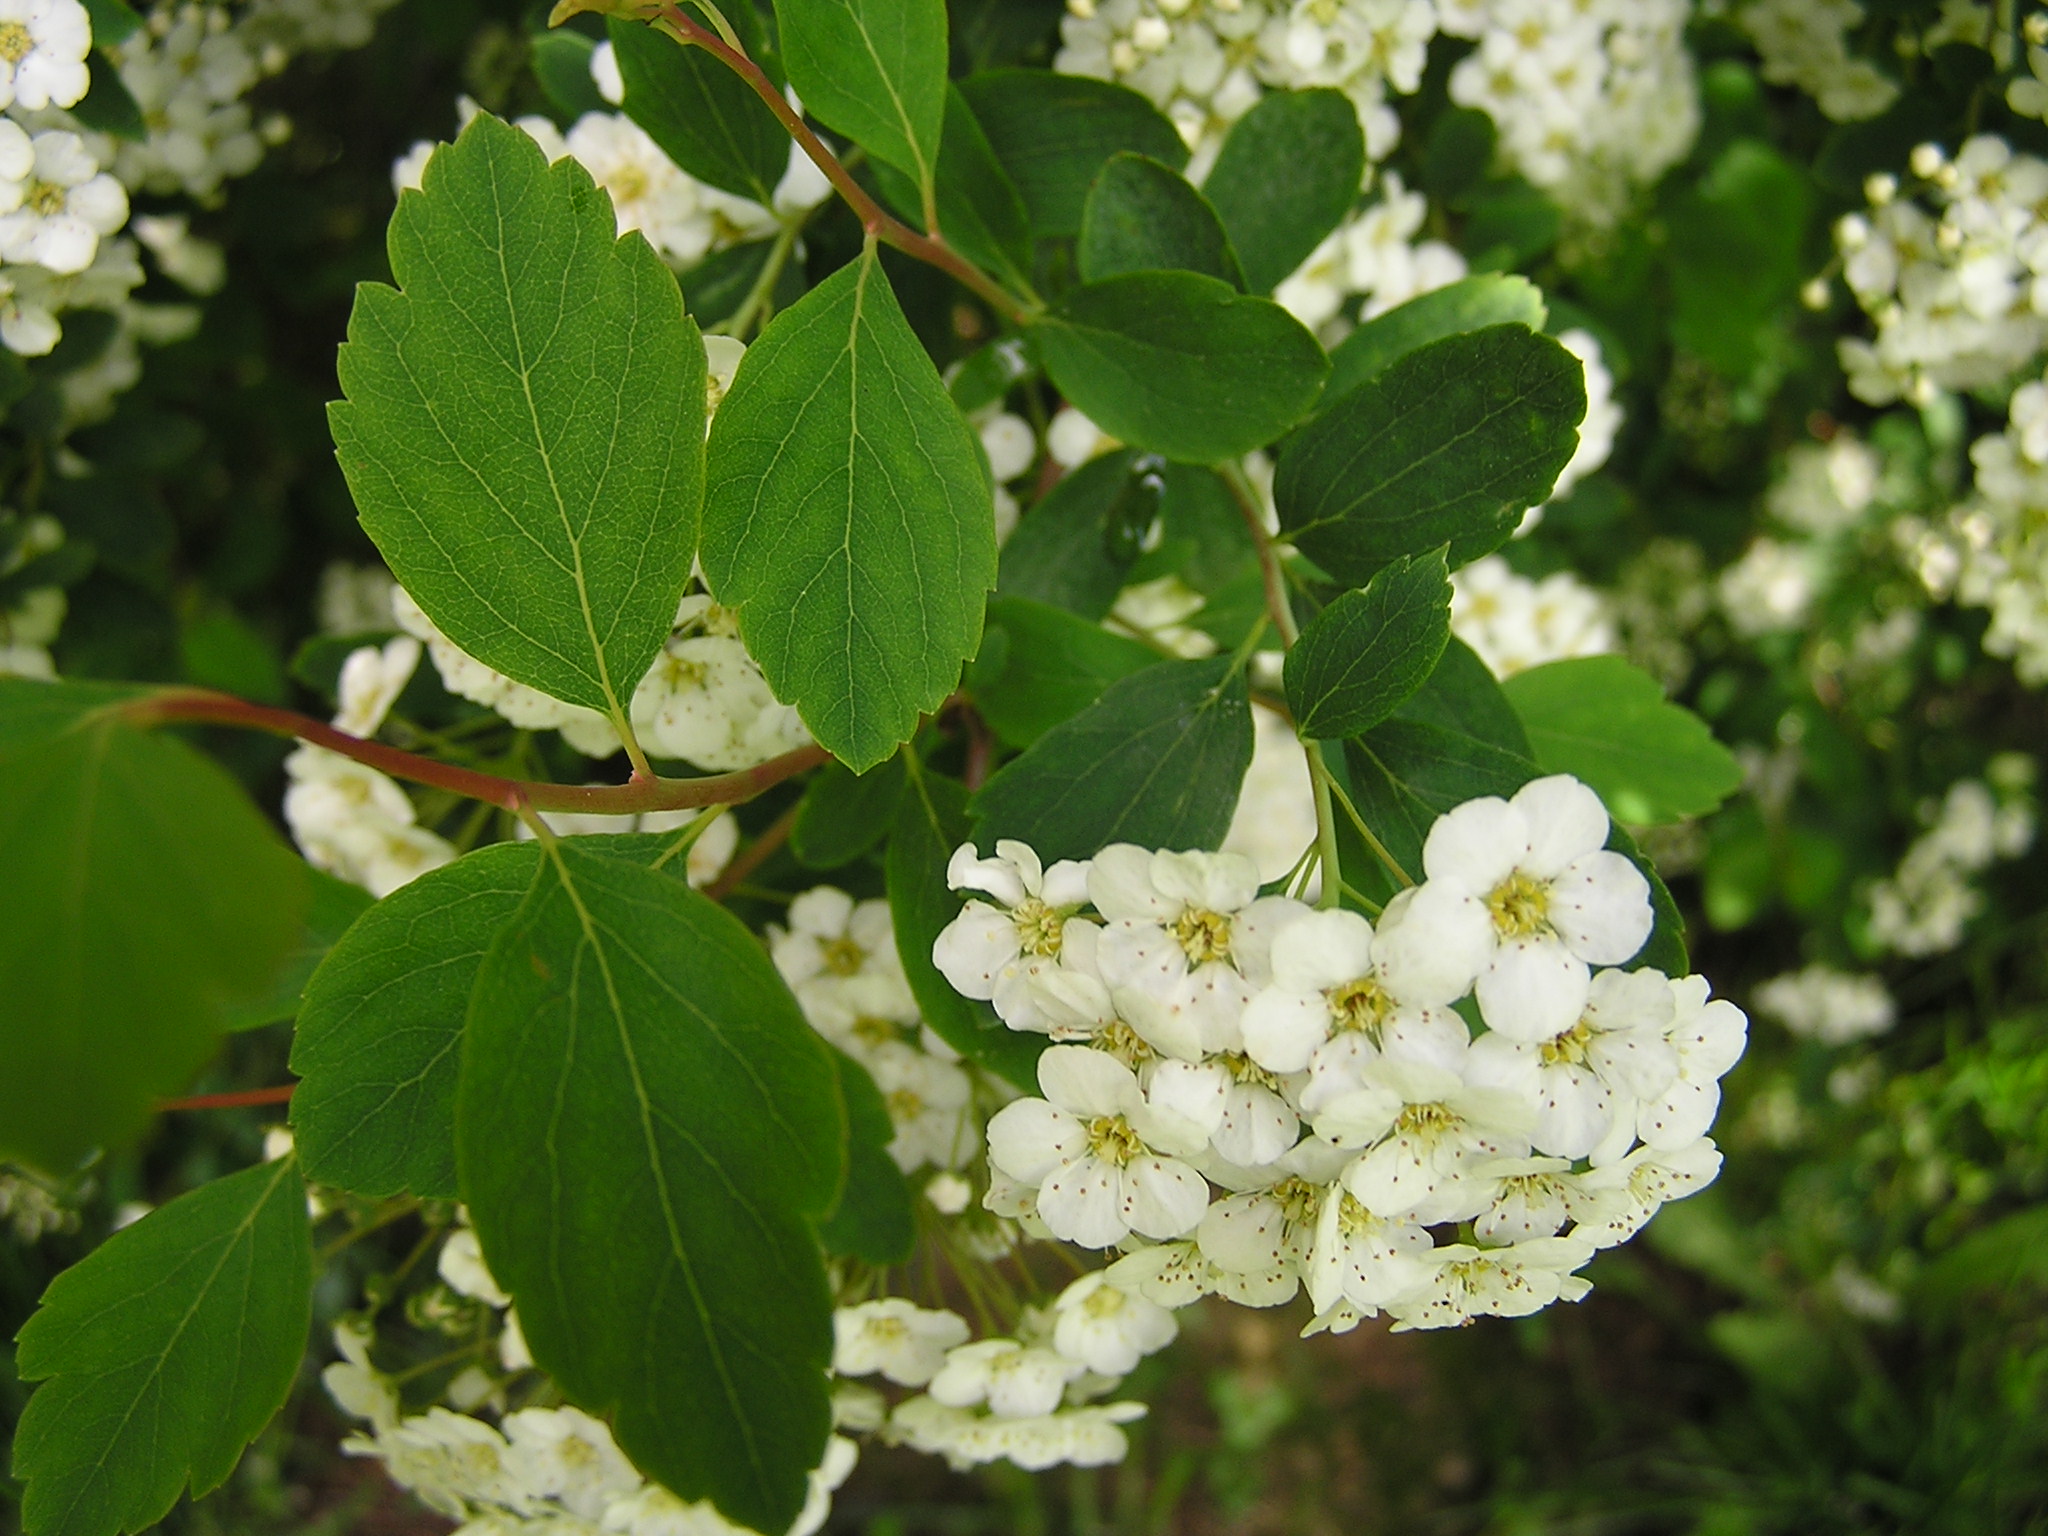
[1753,963,1896,1045]
[936,775,1745,1332]
[1055,0,1433,175]
[283,634,457,897]
[1767,432,1881,537]
[1866,759,2036,957]
[0,1166,74,1240]
[1441,0,1698,227]
[1734,0,1897,122]
[1450,553,1614,679]
[1273,169,1466,341]
[2009,11,2048,123]
[1833,137,2048,406]
[0,511,64,678]
[1716,536,1821,639]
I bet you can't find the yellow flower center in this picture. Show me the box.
[1096,1020,1156,1068]
[0,22,32,63]
[1270,1175,1320,1227]
[1539,1019,1594,1068]
[850,1015,901,1047]
[1012,897,1064,959]
[1169,906,1232,964]
[24,180,65,217]
[820,936,866,976]
[1219,1051,1280,1092]
[1486,870,1552,939]
[1394,1101,1458,1140]
[608,164,649,203]
[1084,1114,1145,1166]
[1335,1189,1388,1238]
[1327,975,1396,1038]
[885,1088,926,1122]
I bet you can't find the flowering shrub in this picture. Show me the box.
[2,0,2048,1532]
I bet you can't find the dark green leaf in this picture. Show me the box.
[1274,324,1583,583]
[972,655,1252,860]
[222,870,375,1030]
[1285,548,1450,739]
[889,765,1043,1088]
[531,28,611,121]
[680,238,808,327]
[81,0,142,44]
[997,448,1140,618]
[969,594,1158,746]
[931,86,1033,290]
[1667,140,1810,377]
[947,333,1036,414]
[958,69,1186,236]
[1392,635,1527,751]
[14,1158,312,1536]
[1078,153,1242,286]
[1031,271,1327,463]
[1322,274,1547,405]
[0,683,308,1173]
[815,1046,916,1263]
[332,113,705,722]
[792,754,909,869]
[1502,655,1743,825]
[702,248,996,770]
[67,55,145,141]
[461,843,841,1534]
[608,16,789,206]
[1459,179,1560,272]
[290,843,541,1200]
[1202,88,1363,294]
[776,0,948,190]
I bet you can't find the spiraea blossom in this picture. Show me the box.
[933,772,1745,1333]
[1450,554,1616,678]
[0,0,90,113]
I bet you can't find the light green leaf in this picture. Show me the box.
[608,17,789,205]
[968,594,1158,746]
[1078,152,1242,286]
[460,843,842,1534]
[701,247,996,771]
[0,681,308,1174]
[1030,272,1327,463]
[290,843,542,1200]
[1202,88,1363,295]
[792,754,909,869]
[972,655,1253,861]
[1285,548,1450,739]
[815,1046,916,1264]
[331,112,705,723]
[1502,655,1743,825]
[958,70,1187,237]
[1274,324,1582,584]
[776,0,947,192]
[14,1158,313,1536]
[888,764,1044,1089]
[1321,274,1548,406]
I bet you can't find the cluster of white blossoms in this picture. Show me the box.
[1273,169,1466,341]
[1440,0,1698,228]
[1450,554,1614,679]
[2009,11,2048,122]
[1832,137,2048,406]
[1865,759,2036,957]
[1767,432,1882,538]
[1753,963,1897,1045]
[1732,0,1897,122]
[0,1166,75,1241]
[0,511,64,678]
[1716,536,1822,640]
[934,775,1746,1333]
[283,634,456,898]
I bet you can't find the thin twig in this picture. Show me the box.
[704,800,801,900]
[156,1084,297,1112]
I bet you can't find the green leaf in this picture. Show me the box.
[1201,88,1363,295]
[1031,272,1327,464]
[792,754,909,869]
[888,764,1044,1089]
[969,594,1158,746]
[1078,153,1242,287]
[1285,548,1451,739]
[222,870,375,1031]
[14,1158,312,1536]
[1501,656,1743,825]
[702,247,996,771]
[290,843,542,1200]
[0,683,308,1174]
[81,0,143,45]
[972,655,1253,861]
[460,843,841,1534]
[815,1046,916,1263]
[68,55,146,141]
[608,17,789,206]
[531,27,611,121]
[997,448,1142,618]
[776,0,947,191]
[331,113,705,723]
[929,86,1033,290]
[1321,274,1547,406]
[1274,324,1583,584]
[1667,139,1810,378]
[958,70,1186,237]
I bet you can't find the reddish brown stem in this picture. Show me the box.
[649,4,1032,325]
[703,800,801,900]
[127,687,830,815]
[158,1084,297,1111]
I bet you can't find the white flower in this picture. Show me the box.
[438,1227,510,1308]
[833,1299,971,1387]
[1220,702,1319,885]
[629,598,809,771]
[1386,1235,1596,1330]
[866,1039,975,1172]
[1636,975,1747,1150]
[985,1045,1211,1247]
[562,112,723,264]
[0,131,127,275]
[1049,1271,1178,1374]
[1450,555,1615,678]
[1465,966,1681,1159]
[1090,845,1264,1059]
[501,1407,638,1521]
[1325,1056,1533,1223]
[891,1394,1145,1470]
[1384,775,1653,1042]
[934,840,1111,1036]
[1467,1155,1622,1244]
[1303,1184,1433,1320]
[343,1408,527,1521]
[0,0,89,112]
[1573,1136,1722,1248]
[928,1338,1086,1418]
[770,886,919,1040]
[1753,965,1895,1044]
